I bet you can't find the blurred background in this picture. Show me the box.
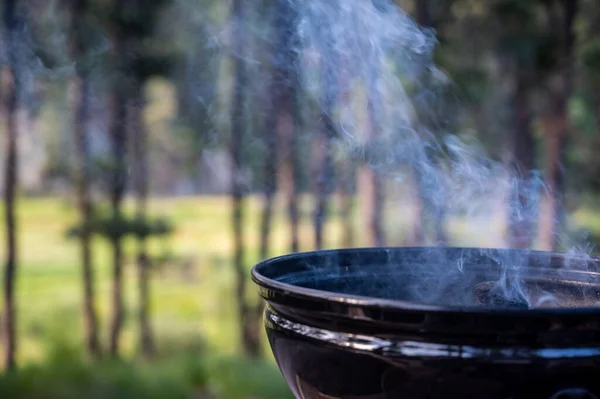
[0,0,599,397]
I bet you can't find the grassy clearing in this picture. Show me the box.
[0,194,599,397]
[0,194,353,398]
[0,344,293,399]
[0,197,318,399]
[0,196,297,361]
[1,194,599,363]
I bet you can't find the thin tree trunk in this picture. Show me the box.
[539,0,578,251]
[313,137,330,250]
[431,159,448,245]
[130,84,154,358]
[592,92,600,190]
[73,56,102,361]
[273,0,301,254]
[108,94,126,357]
[278,115,300,253]
[337,70,355,248]
[359,73,385,247]
[70,0,101,359]
[108,21,127,357]
[506,68,536,249]
[338,170,355,248]
[253,116,274,353]
[411,167,426,245]
[540,113,568,250]
[313,1,340,250]
[358,168,385,247]
[230,0,259,357]
[586,8,600,193]
[2,0,18,372]
[257,0,276,266]
[259,125,276,262]
[313,76,337,250]
[259,78,276,259]
[413,0,448,246]
[412,0,430,246]
[255,46,280,352]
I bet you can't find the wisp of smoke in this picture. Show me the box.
[224,0,597,307]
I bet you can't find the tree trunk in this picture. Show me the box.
[108,95,126,357]
[2,0,18,372]
[255,38,280,351]
[259,122,276,262]
[313,0,341,251]
[278,113,300,253]
[337,70,355,248]
[108,22,127,357]
[539,0,578,251]
[256,0,275,265]
[412,0,430,246]
[413,0,448,246]
[313,58,337,250]
[130,84,154,359]
[592,91,600,191]
[274,0,301,254]
[253,124,274,357]
[359,70,385,247]
[408,173,424,246]
[506,68,536,249]
[411,166,427,245]
[358,168,385,247]
[230,0,260,357]
[338,168,355,248]
[313,136,332,250]
[70,0,101,360]
[540,108,568,251]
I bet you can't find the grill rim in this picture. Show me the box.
[252,246,600,316]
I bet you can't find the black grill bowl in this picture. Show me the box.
[251,247,600,399]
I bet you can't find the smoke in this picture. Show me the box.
[239,0,598,308]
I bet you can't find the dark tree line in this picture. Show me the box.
[539,0,578,250]
[0,0,173,369]
[230,0,258,357]
[2,0,600,368]
[70,0,101,359]
[3,0,19,372]
[404,0,584,251]
[1,0,173,367]
[227,0,600,356]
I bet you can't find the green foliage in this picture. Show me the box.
[0,316,290,399]
[4,359,197,399]
[206,356,294,399]
[0,355,195,399]
[118,0,176,82]
[67,213,174,241]
[129,53,175,81]
[581,38,600,82]
[0,348,294,399]
[490,0,556,72]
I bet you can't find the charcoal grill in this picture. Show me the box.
[251,247,600,399]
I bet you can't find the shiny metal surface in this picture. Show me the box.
[266,306,600,360]
[252,248,600,398]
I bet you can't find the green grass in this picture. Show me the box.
[0,195,346,361]
[0,344,293,399]
[1,194,599,364]
[0,194,356,398]
[0,194,600,398]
